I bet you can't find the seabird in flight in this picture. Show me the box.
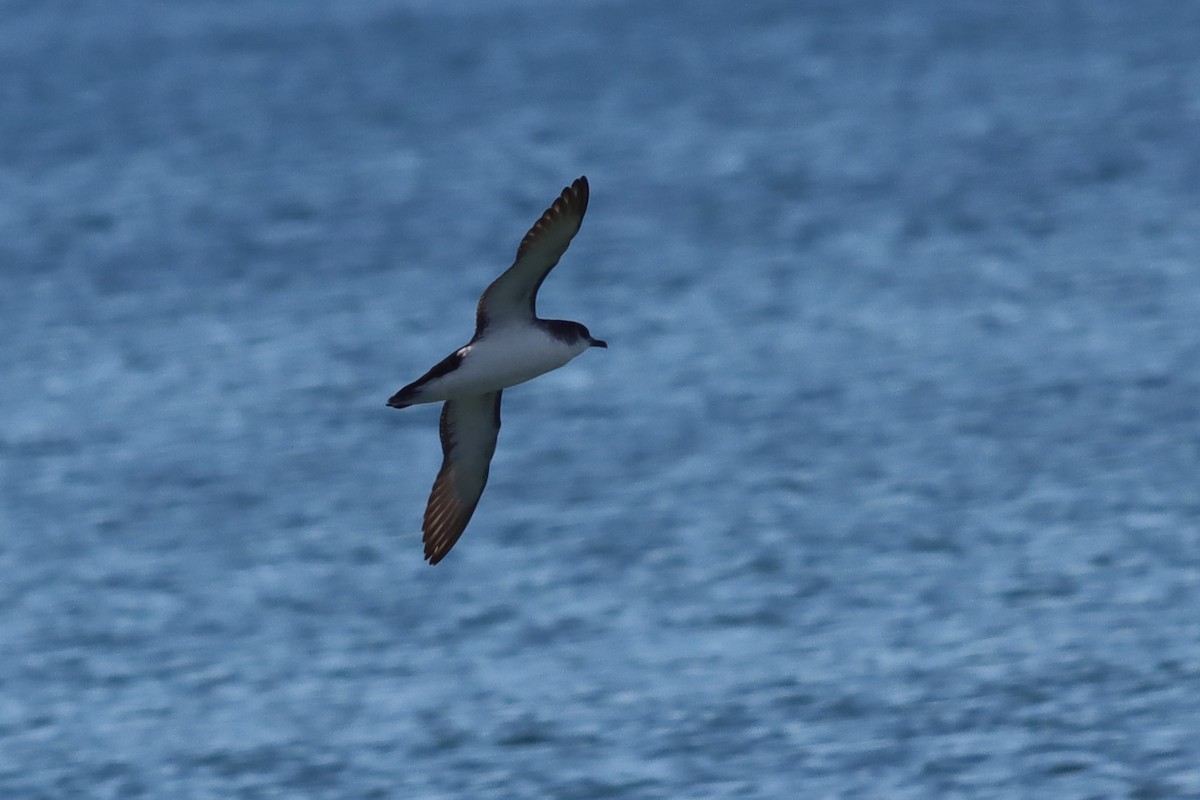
[388,176,605,565]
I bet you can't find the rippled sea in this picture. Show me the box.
[3,1,1200,797]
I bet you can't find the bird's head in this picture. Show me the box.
[581,324,607,349]
[546,319,607,349]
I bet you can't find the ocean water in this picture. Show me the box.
[3,1,1200,797]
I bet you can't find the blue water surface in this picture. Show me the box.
[2,1,1200,797]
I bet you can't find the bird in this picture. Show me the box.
[387,176,606,565]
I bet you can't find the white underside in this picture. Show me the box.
[413,325,589,402]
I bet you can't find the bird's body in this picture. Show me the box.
[387,177,604,565]
[388,322,593,407]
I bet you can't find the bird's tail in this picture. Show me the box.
[387,381,422,408]
[387,391,414,409]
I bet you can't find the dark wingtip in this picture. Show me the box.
[512,176,591,264]
[387,390,412,409]
[556,176,589,218]
[570,176,589,214]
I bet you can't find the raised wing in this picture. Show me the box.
[422,391,503,565]
[475,176,589,332]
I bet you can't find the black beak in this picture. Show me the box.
[589,337,608,349]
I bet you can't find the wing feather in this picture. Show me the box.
[422,391,503,565]
[475,176,589,331]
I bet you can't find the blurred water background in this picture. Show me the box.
[3,1,1200,797]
